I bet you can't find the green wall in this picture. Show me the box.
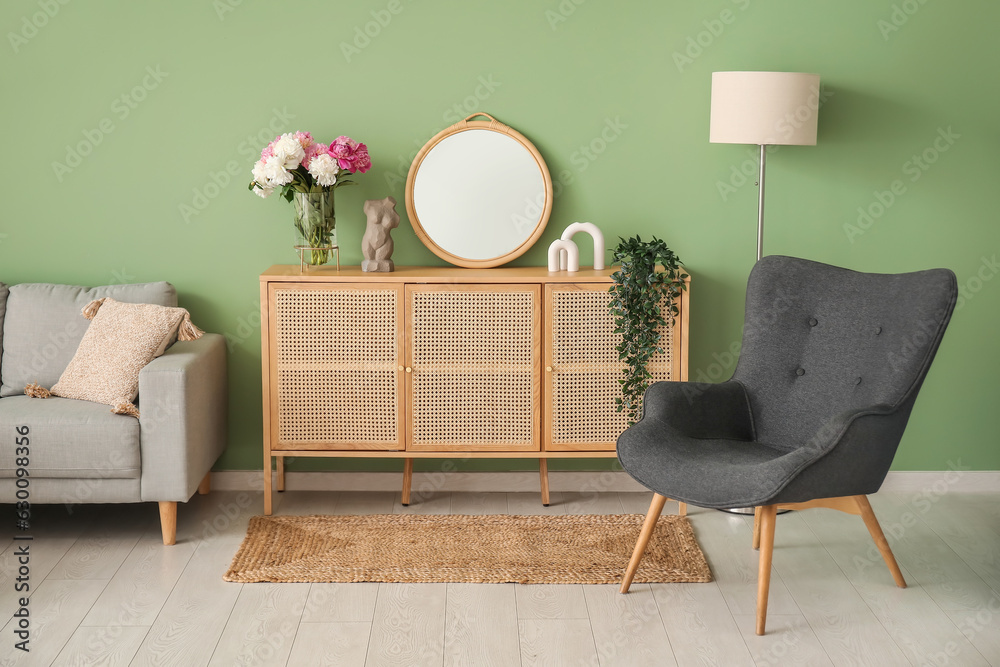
[2,1,996,472]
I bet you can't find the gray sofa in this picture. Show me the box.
[0,281,227,545]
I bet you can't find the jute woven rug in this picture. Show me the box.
[223,514,712,584]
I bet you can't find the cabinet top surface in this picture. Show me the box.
[260,265,625,283]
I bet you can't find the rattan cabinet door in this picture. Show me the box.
[269,283,403,450]
[544,283,677,451]
[406,284,540,451]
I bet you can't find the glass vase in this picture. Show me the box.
[292,190,338,267]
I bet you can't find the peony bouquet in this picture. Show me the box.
[249,132,371,265]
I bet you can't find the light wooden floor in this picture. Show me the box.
[1,489,999,666]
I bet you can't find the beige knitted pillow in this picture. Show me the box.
[25,298,203,416]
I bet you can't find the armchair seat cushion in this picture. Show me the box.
[618,417,800,509]
[0,395,140,479]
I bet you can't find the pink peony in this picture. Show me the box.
[329,136,371,173]
[293,131,314,150]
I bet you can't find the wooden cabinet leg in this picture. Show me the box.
[401,458,413,506]
[753,506,762,550]
[539,459,550,506]
[276,456,285,492]
[159,501,177,546]
[756,505,777,635]
[855,495,907,588]
[198,472,211,495]
[620,493,667,593]
[263,457,273,516]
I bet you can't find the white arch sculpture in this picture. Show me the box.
[560,222,605,270]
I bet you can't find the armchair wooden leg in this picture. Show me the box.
[756,504,777,635]
[401,458,413,506]
[276,456,285,492]
[159,501,177,546]
[539,459,550,506]
[753,506,762,550]
[678,501,687,516]
[620,493,667,594]
[198,472,211,495]
[855,495,907,588]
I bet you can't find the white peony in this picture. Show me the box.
[272,133,305,169]
[307,153,340,187]
[252,184,274,198]
[261,155,294,186]
[251,159,269,185]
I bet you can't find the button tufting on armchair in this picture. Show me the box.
[616,256,957,635]
[0,281,227,545]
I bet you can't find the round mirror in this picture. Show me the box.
[405,113,553,268]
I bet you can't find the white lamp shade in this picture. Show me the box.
[710,71,821,146]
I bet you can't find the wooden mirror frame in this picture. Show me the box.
[405,113,553,268]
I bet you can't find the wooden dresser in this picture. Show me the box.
[259,265,689,514]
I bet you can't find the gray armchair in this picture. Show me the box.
[616,256,957,635]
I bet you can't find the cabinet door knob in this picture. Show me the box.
[398,365,404,372]
[405,367,412,373]
[545,366,553,373]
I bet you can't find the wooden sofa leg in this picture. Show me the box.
[855,495,907,588]
[198,473,211,495]
[620,493,667,593]
[756,505,777,635]
[159,501,177,546]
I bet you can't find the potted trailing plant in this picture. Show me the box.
[608,235,688,425]
[249,132,372,266]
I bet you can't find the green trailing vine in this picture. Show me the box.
[608,235,688,425]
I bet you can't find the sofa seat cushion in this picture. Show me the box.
[1,281,176,397]
[0,395,140,479]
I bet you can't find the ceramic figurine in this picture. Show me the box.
[362,196,400,272]
[547,238,579,272]
[560,222,605,270]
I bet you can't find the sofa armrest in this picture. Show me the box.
[138,333,227,502]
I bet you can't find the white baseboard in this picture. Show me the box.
[209,470,1000,494]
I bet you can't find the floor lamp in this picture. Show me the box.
[710,72,820,515]
[710,71,820,262]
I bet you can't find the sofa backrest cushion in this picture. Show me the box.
[0,282,177,397]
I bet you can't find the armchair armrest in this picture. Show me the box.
[640,380,756,441]
[138,334,227,502]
